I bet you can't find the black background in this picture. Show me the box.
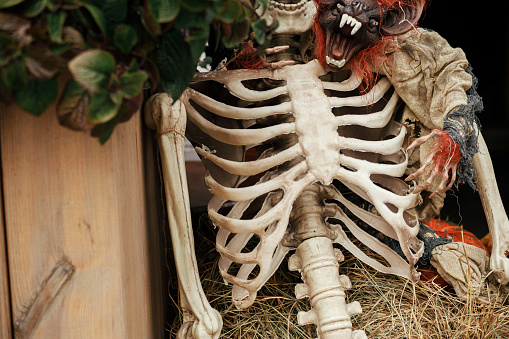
[419,2,509,237]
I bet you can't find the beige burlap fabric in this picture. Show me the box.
[374,28,473,221]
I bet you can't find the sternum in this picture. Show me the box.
[285,64,340,185]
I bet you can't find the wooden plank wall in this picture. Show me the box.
[0,99,163,338]
[0,159,12,339]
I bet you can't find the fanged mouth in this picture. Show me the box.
[326,13,363,70]
[269,0,309,11]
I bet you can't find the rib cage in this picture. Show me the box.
[182,60,423,308]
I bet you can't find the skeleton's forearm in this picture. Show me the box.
[442,67,484,190]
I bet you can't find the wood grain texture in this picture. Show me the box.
[0,157,12,339]
[0,97,163,338]
[15,258,75,338]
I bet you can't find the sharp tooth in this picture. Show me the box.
[350,18,358,27]
[346,16,353,26]
[340,14,348,28]
[326,56,346,69]
[351,21,362,35]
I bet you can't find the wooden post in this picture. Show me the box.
[0,99,163,338]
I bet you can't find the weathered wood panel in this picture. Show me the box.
[0,99,163,338]
[0,162,12,339]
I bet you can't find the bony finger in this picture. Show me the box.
[412,186,425,194]
[431,179,448,198]
[265,45,290,55]
[269,60,295,69]
[412,180,431,194]
[407,139,424,151]
[406,164,428,181]
[407,132,435,150]
[405,174,416,182]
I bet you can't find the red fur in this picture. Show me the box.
[349,38,390,93]
[431,130,461,173]
[313,0,328,67]
[235,43,265,69]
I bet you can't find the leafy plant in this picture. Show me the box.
[0,0,276,143]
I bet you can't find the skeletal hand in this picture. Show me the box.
[235,38,296,70]
[406,129,460,198]
[261,45,296,69]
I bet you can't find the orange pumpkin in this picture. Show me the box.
[424,219,487,252]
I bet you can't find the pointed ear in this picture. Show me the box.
[381,0,424,36]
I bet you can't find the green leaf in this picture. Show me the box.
[61,0,83,10]
[179,0,210,12]
[251,19,267,45]
[90,102,129,144]
[156,30,196,101]
[68,50,115,93]
[218,0,243,24]
[174,10,210,61]
[126,58,138,72]
[50,42,70,55]
[119,70,148,98]
[93,120,116,144]
[14,78,58,116]
[108,73,119,88]
[142,0,161,35]
[101,0,128,36]
[48,11,67,43]
[113,25,138,54]
[2,59,27,90]
[87,0,103,7]
[255,0,268,10]
[0,32,13,50]
[175,9,208,30]
[0,0,26,9]
[16,0,47,17]
[57,79,92,130]
[188,26,209,63]
[159,0,179,23]
[109,90,122,105]
[88,90,121,123]
[221,19,249,48]
[0,72,12,102]
[47,0,59,11]
[81,3,107,36]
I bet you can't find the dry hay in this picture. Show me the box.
[166,215,509,338]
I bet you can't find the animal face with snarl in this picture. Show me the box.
[314,0,425,71]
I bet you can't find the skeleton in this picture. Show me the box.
[145,0,509,337]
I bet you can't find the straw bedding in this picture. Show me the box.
[166,214,509,338]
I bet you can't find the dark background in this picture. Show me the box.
[419,2,509,238]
